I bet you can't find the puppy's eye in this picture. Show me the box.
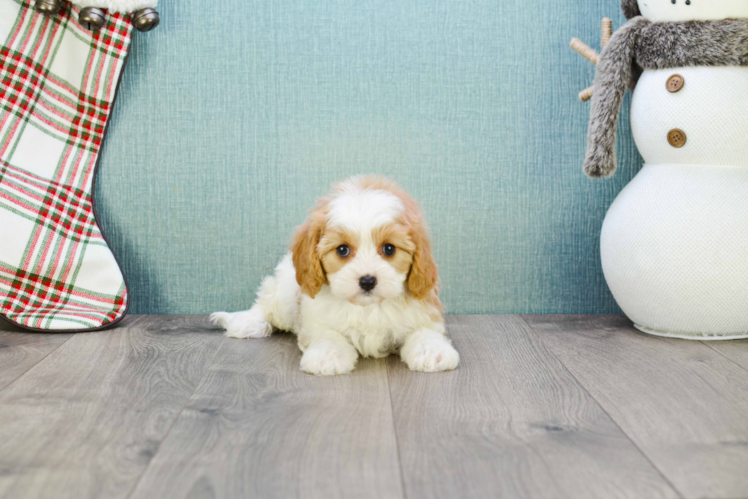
[336,245,350,257]
[382,244,396,256]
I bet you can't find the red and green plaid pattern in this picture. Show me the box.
[0,0,131,331]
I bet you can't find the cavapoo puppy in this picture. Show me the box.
[211,176,459,376]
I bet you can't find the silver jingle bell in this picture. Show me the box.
[79,7,106,31]
[131,8,159,32]
[35,0,62,15]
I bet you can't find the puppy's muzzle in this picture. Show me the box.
[359,275,377,292]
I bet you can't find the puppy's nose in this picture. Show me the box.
[359,275,377,292]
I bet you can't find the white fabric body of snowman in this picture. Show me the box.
[601,0,748,339]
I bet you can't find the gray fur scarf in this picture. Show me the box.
[584,17,748,178]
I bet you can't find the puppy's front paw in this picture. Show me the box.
[402,334,459,372]
[300,341,358,376]
[210,307,272,339]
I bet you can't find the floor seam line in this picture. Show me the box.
[125,334,227,498]
[518,315,685,499]
[386,360,409,500]
[0,332,76,395]
[699,340,748,375]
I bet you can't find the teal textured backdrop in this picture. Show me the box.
[96,0,642,315]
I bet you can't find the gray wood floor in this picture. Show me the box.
[1,315,747,498]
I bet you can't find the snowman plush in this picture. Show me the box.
[584,0,748,339]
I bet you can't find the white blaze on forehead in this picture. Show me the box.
[638,0,748,22]
[327,188,404,235]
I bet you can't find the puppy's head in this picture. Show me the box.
[292,176,437,305]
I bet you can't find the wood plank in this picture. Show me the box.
[0,315,224,498]
[524,314,748,498]
[0,320,72,393]
[387,315,677,498]
[131,331,403,499]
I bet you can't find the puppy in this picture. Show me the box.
[211,176,459,376]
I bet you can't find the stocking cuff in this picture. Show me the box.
[75,0,157,14]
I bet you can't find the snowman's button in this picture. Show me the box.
[666,74,684,93]
[667,129,687,148]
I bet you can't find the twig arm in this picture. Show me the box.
[570,38,599,65]
[579,86,594,103]
[601,18,613,47]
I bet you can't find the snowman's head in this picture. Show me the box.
[623,0,748,21]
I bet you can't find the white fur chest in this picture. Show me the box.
[298,287,442,358]
[631,66,748,167]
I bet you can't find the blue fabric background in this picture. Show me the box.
[96,0,642,314]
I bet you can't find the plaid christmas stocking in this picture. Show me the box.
[0,0,132,331]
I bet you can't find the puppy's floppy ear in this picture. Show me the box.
[407,217,438,300]
[291,211,326,298]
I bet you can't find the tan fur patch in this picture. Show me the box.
[291,201,329,298]
[372,224,414,275]
[319,227,360,275]
[405,211,438,300]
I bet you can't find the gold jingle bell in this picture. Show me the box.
[131,8,159,32]
[79,7,106,30]
[35,0,63,15]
